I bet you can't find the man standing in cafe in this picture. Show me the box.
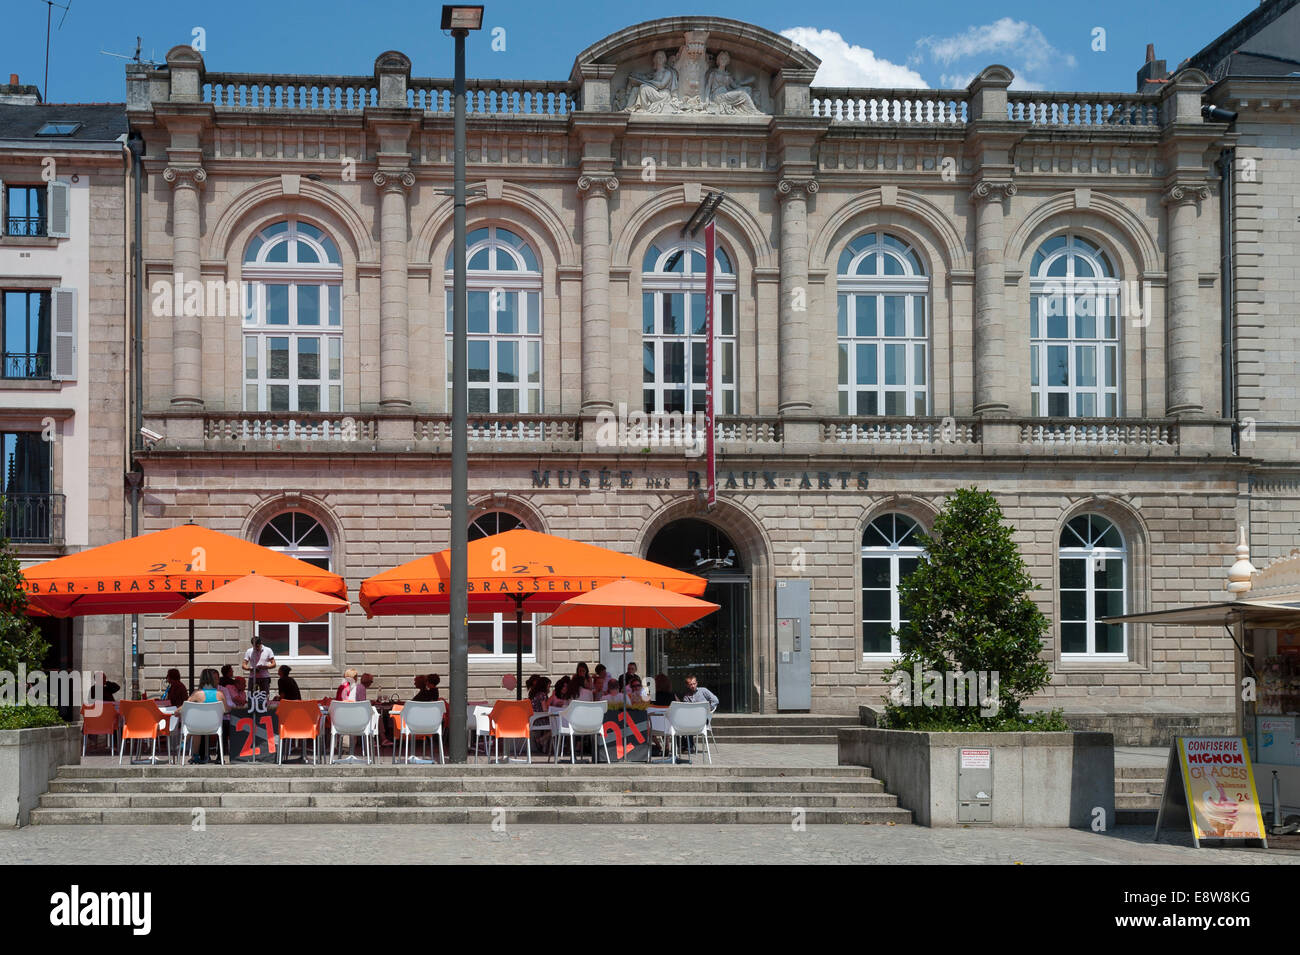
[241,634,276,697]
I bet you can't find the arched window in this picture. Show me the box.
[861,513,924,656]
[242,220,343,412]
[1030,235,1120,417]
[256,511,333,659]
[467,511,535,660]
[641,240,737,415]
[1059,514,1126,657]
[837,232,929,416]
[444,226,542,413]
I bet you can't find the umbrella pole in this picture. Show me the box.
[515,598,523,701]
[188,619,195,694]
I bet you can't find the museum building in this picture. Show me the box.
[109,14,1300,739]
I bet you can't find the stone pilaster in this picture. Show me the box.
[163,165,206,408]
[577,174,618,414]
[970,178,1016,416]
[374,169,415,409]
[1163,182,1210,417]
[777,177,817,415]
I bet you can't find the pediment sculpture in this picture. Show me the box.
[617,31,763,115]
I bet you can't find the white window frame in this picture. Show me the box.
[445,226,543,414]
[466,511,537,664]
[1059,514,1128,660]
[256,512,334,662]
[242,220,343,413]
[861,513,925,660]
[641,241,737,416]
[837,233,930,417]
[1030,235,1121,418]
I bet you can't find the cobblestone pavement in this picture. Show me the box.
[2,823,1296,865]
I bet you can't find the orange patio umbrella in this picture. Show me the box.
[21,524,348,692]
[360,529,707,697]
[539,580,720,703]
[167,573,349,622]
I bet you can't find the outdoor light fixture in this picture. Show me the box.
[441,5,484,31]
[1202,104,1238,123]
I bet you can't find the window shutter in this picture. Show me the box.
[51,287,77,380]
[47,180,70,238]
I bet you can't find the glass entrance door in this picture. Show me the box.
[649,576,751,713]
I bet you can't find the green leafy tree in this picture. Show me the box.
[883,487,1052,729]
[0,512,49,677]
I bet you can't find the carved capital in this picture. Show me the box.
[1162,182,1210,206]
[373,170,416,192]
[163,166,206,190]
[969,179,1016,203]
[776,178,818,201]
[577,175,619,195]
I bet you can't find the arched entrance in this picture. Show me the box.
[645,519,752,712]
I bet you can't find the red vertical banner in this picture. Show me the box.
[704,220,716,508]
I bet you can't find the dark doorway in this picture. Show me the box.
[646,519,752,713]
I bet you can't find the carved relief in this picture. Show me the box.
[616,32,764,115]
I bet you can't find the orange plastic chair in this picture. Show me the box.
[488,699,535,764]
[80,703,119,757]
[119,700,171,764]
[277,700,322,764]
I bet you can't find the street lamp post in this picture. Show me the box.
[443,4,483,762]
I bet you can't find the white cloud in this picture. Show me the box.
[782,27,929,89]
[917,18,1075,89]
[940,72,974,89]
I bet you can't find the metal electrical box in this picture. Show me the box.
[958,747,993,823]
[775,579,811,711]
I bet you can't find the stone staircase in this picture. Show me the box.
[1115,765,1165,825]
[709,714,860,745]
[30,762,912,826]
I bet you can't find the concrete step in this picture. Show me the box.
[711,725,850,736]
[1116,765,1169,778]
[49,775,887,795]
[1115,793,1163,810]
[1115,779,1166,793]
[55,763,867,778]
[708,735,839,745]
[710,716,860,727]
[38,790,901,810]
[30,805,913,826]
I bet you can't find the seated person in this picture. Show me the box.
[218,664,236,688]
[276,665,302,701]
[412,673,440,702]
[547,676,571,710]
[162,669,188,709]
[185,668,228,764]
[336,668,358,701]
[624,676,649,705]
[652,673,676,706]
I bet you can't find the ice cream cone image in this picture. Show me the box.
[1199,781,1240,837]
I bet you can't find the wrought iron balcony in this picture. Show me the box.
[5,216,46,237]
[2,352,51,380]
[2,493,65,545]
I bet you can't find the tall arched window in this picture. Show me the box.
[444,226,542,413]
[837,232,929,416]
[641,240,736,414]
[1059,514,1126,657]
[257,511,333,659]
[467,511,535,660]
[861,513,924,656]
[1030,235,1120,417]
[242,220,343,412]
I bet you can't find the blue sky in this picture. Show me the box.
[4,0,1262,101]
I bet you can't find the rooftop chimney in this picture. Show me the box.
[0,73,42,105]
[1136,43,1169,93]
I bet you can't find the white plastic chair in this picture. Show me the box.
[659,701,712,764]
[554,701,610,764]
[529,709,558,761]
[179,701,225,764]
[329,701,374,764]
[397,701,446,764]
[468,704,492,762]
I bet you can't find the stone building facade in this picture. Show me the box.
[0,90,128,685]
[116,15,1299,736]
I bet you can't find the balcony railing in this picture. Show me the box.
[204,415,378,443]
[413,415,582,443]
[822,417,981,445]
[1018,419,1177,447]
[810,89,1161,128]
[2,352,51,380]
[5,216,46,237]
[202,74,578,115]
[409,78,578,116]
[1005,91,1161,127]
[2,493,65,545]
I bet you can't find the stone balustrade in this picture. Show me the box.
[1017,419,1178,447]
[811,89,969,124]
[1005,91,1161,127]
[408,79,578,115]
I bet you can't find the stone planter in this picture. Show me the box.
[839,727,1114,828]
[0,724,81,828]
